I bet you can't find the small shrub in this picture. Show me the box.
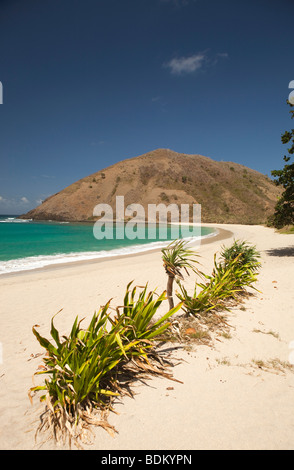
[29,283,181,447]
[161,239,200,309]
[220,239,261,273]
[160,192,170,202]
[176,241,261,317]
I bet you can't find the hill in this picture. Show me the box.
[19,149,281,224]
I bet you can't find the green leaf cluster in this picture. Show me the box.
[270,101,294,228]
[116,281,182,342]
[30,282,181,444]
[161,239,200,279]
[176,240,261,316]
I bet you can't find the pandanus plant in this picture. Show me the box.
[29,282,182,447]
[161,239,200,310]
[176,240,261,316]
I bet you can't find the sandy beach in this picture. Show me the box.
[0,223,294,450]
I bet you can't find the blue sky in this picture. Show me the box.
[0,0,293,214]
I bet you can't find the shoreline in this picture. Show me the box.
[0,226,232,280]
[1,222,294,450]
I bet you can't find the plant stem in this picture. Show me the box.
[167,274,175,309]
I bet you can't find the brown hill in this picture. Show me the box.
[20,148,281,224]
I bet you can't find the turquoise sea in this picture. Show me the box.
[0,215,216,275]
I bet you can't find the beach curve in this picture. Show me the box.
[0,223,294,450]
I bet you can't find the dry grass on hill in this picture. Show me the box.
[20,148,281,224]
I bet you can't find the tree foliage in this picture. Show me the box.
[270,101,294,228]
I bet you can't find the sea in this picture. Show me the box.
[0,215,216,275]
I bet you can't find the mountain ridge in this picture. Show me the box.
[20,148,281,224]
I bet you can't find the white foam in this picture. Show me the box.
[0,230,217,275]
[0,218,31,223]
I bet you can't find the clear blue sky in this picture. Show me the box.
[0,0,293,214]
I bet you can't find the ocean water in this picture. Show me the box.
[0,215,216,275]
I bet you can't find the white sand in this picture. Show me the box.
[0,223,294,450]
